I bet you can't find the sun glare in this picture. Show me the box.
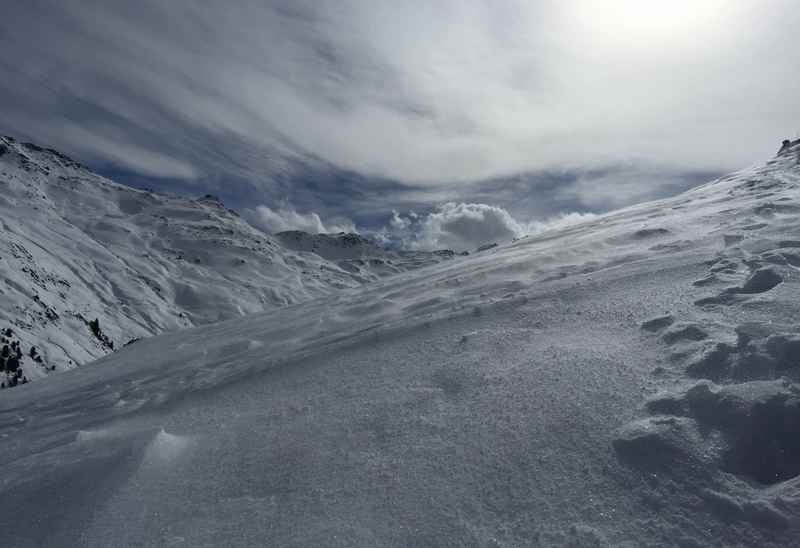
[569,0,729,43]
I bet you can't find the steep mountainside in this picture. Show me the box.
[1,141,798,545]
[0,136,454,379]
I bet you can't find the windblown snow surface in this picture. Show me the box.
[0,135,452,378]
[2,141,800,546]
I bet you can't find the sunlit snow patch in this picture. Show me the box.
[75,428,116,442]
[142,428,191,465]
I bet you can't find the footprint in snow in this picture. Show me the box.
[695,267,783,306]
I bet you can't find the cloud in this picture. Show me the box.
[379,203,595,252]
[414,203,526,251]
[0,1,794,227]
[62,125,200,180]
[558,165,721,212]
[244,204,356,234]
[2,1,798,183]
[242,199,595,253]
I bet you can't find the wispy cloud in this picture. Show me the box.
[244,203,356,234]
[0,1,795,223]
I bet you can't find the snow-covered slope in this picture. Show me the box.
[275,230,458,281]
[1,140,800,546]
[0,136,453,380]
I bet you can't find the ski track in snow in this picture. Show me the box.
[0,141,799,545]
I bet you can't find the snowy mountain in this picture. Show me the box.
[1,139,800,546]
[275,230,457,281]
[0,136,454,381]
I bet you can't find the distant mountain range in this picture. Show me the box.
[0,136,456,379]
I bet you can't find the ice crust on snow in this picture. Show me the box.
[1,139,800,545]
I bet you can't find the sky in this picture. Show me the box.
[1,1,798,250]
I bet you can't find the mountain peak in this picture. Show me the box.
[779,138,800,156]
[0,137,456,380]
[0,135,86,172]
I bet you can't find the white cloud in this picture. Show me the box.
[244,204,356,234]
[63,125,200,180]
[381,202,595,252]
[243,201,595,252]
[2,0,798,189]
[417,203,525,251]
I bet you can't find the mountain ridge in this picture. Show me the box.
[0,135,454,383]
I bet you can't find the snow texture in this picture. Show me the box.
[1,139,800,546]
[0,135,453,379]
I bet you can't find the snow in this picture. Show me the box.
[0,136,453,379]
[1,140,799,545]
[274,230,457,281]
